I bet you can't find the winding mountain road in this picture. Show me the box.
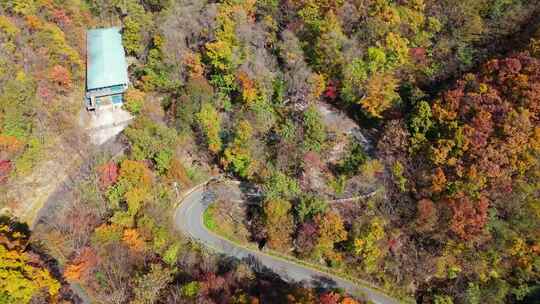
[173,183,403,304]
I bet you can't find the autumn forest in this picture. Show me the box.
[0,0,539,304]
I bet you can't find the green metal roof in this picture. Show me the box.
[86,27,129,91]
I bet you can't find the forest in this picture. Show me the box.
[0,0,539,303]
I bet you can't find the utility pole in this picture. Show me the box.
[173,182,180,199]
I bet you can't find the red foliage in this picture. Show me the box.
[410,47,427,64]
[200,272,227,296]
[417,199,435,224]
[0,160,12,183]
[37,82,53,102]
[446,193,489,240]
[428,53,540,239]
[324,80,338,100]
[296,221,318,256]
[303,151,323,170]
[52,9,72,27]
[97,162,119,189]
[388,238,402,254]
[320,292,341,304]
[49,65,72,93]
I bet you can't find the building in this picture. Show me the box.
[86,27,129,110]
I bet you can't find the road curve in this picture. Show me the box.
[173,184,403,304]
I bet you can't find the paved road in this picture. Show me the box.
[174,184,403,304]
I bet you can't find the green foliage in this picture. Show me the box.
[181,281,200,298]
[296,195,328,222]
[176,76,214,133]
[204,2,244,95]
[328,174,347,196]
[264,198,294,251]
[204,204,217,231]
[433,295,454,304]
[196,103,222,154]
[0,72,36,140]
[278,118,297,143]
[409,100,433,151]
[163,243,180,266]
[336,141,367,177]
[124,116,177,162]
[391,161,407,192]
[302,105,327,152]
[154,149,173,175]
[123,88,145,115]
[121,0,152,57]
[138,46,180,91]
[14,137,42,175]
[352,217,386,274]
[341,58,368,104]
[457,44,476,69]
[222,120,255,179]
[263,170,301,201]
[248,97,277,133]
[465,282,481,304]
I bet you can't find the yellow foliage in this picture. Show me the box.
[123,228,146,252]
[0,245,61,303]
[360,73,399,118]
[237,71,258,104]
[125,187,147,215]
[119,159,153,190]
[309,73,326,100]
[0,16,20,40]
[125,88,145,105]
[385,32,410,65]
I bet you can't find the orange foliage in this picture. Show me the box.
[430,167,446,193]
[424,53,540,240]
[49,65,72,92]
[319,291,340,304]
[166,158,192,188]
[237,71,257,104]
[341,297,360,304]
[360,73,399,118]
[0,135,24,157]
[183,53,205,78]
[25,15,41,30]
[63,247,99,282]
[122,228,146,252]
